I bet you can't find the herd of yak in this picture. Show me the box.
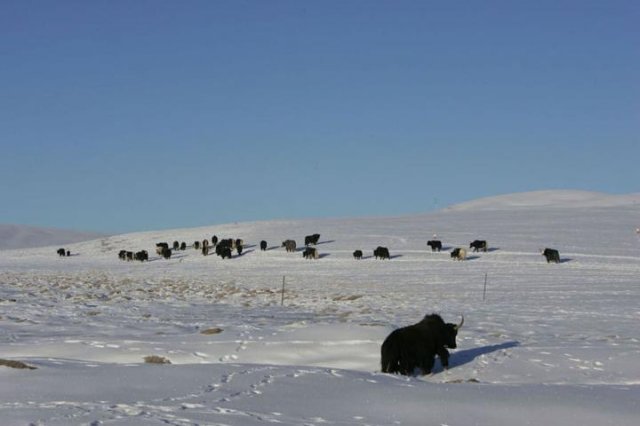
[56,233,561,377]
[57,233,562,265]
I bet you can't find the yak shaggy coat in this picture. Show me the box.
[381,314,463,376]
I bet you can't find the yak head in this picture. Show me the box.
[421,314,464,348]
[443,315,464,349]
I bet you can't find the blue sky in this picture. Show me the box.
[1,0,638,233]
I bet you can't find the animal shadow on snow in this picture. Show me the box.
[235,249,255,258]
[559,258,572,264]
[389,254,404,260]
[316,240,336,246]
[464,255,481,261]
[486,247,500,253]
[147,254,188,262]
[444,341,520,372]
[318,253,331,259]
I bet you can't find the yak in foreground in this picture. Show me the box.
[381,314,463,376]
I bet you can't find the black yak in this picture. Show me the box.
[542,248,560,263]
[353,250,363,259]
[135,250,148,261]
[57,248,66,257]
[381,314,463,376]
[374,246,390,260]
[260,240,268,251]
[220,247,232,259]
[218,239,233,249]
[305,233,321,246]
[303,247,318,259]
[470,240,488,252]
[161,247,172,259]
[427,240,442,252]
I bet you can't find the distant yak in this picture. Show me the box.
[427,240,442,252]
[282,240,297,253]
[134,250,148,262]
[305,233,321,246]
[451,248,466,261]
[303,247,319,259]
[470,240,488,252]
[161,247,172,259]
[374,246,390,260]
[353,250,363,260]
[156,243,169,256]
[542,248,560,263]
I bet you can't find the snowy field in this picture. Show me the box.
[1,191,639,425]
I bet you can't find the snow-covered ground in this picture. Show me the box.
[1,191,639,425]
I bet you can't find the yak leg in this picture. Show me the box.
[437,347,451,369]
[419,353,435,375]
[399,356,412,375]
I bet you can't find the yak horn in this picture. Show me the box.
[454,315,464,330]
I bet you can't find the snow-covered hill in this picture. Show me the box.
[0,224,105,250]
[1,191,639,425]
[447,190,640,211]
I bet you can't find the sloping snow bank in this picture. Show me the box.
[447,190,640,211]
[0,224,105,250]
[1,362,638,426]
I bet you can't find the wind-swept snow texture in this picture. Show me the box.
[1,191,639,425]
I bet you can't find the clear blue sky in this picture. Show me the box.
[1,0,638,233]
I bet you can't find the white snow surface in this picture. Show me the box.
[1,191,639,425]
